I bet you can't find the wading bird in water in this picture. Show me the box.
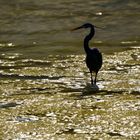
[72,23,102,85]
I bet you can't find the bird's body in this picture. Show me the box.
[86,48,102,84]
[72,23,102,85]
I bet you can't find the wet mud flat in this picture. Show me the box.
[0,48,140,139]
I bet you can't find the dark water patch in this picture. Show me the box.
[82,89,126,96]
[107,132,123,137]
[25,111,47,118]
[0,102,21,109]
[60,88,82,93]
[21,87,50,92]
[0,73,64,80]
[129,91,140,95]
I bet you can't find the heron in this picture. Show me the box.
[72,23,102,85]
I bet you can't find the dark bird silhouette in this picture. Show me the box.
[72,23,102,85]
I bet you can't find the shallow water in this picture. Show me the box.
[0,48,140,139]
[0,0,140,140]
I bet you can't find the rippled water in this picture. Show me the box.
[0,0,140,57]
[0,0,140,139]
[0,48,140,139]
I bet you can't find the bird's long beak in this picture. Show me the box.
[94,26,104,30]
[71,26,83,31]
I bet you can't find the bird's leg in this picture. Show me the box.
[90,72,94,85]
[94,72,97,84]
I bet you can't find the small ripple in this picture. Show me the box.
[0,73,64,80]
[0,102,21,109]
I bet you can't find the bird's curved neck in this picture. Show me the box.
[84,26,95,53]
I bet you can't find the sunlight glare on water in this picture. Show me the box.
[0,48,140,139]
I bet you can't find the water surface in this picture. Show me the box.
[0,0,140,139]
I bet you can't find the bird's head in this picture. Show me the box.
[71,23,103,31]
[72,23,94,31]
